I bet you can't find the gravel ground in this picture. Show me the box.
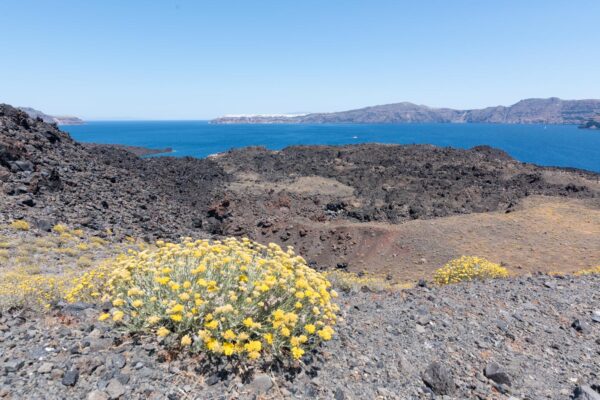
[1,274,599,399]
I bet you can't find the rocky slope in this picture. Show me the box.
[1,274,599,399]
[211,98,600,124]
[18,107,84,125]
[580,116,600,129]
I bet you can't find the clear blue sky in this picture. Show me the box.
[1,0,599,120]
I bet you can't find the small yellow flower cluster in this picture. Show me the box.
[433,256,509,285]
[9,220,30,231]
[69,237,339,362]
[575,265,600,276]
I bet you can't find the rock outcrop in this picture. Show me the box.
[18,107,84,125]
[579,116,600,129]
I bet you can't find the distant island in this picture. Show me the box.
[18,107,84,125]
[211,97,600,125]
[579,116,600,129]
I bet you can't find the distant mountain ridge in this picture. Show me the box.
[211,98,600,125]
[18,107,84,125]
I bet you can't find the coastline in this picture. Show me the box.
[84,143,174,157]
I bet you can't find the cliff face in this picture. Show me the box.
[579,115,600,129]
[18,107,84,125]
[211,98,600,124]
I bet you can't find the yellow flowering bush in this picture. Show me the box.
[69,237,339,363]
[9,220,30,231]
[433,256,509,285]
[575,265,600,276]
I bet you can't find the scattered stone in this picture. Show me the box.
[37,362,53,374]
[204,374,220,386]
[334,387,346,400]
[573,385,600,400]
[62,369,80,386]
[248,374,273,395]
[88,390,110,400]
[421,362,455,395]
[105,379,126,399]
[3,359,24,372]
[484,362,511,386]
[572,319,591,334]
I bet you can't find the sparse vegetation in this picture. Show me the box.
[433,256,509,285]
[10,220,30,231]
[0,224,145,310]
[575,265,600,275]
[325,270,412,293]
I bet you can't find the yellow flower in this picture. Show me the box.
[244,340,262,353]
[183,280,192,289]
[198,330,211,340]
[147,316,161,325]
[180,335,192,346]
[237,332,249,342]
[157,326,170,337]
[317,326,334,341]
[197,278,208,286]
[170,314,183,322]
[280,327,291,337]
[291,346,305,359]
[112,310,124,322]
[112,298,125,307]
[223,342,235,356]
[291,336,308,346]
[155,276,170,285]
[195,264,207,274]
[243,317,254,328]
[263,333,273,345]
[205,320,219,329]
[169,304,184,314]
[294,301,303,309]
[248,351,260,360]
[179,293,190,301]
[223,329,236,340]
[132,299,144,308]
[304,324,316,334]
[206,339,221,352]
[215,304,233,314]
[98,313,110,321]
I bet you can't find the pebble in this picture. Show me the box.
[247,374,273,395]
[3,359,24,372]
[88,390,110,400]
[37,362,53,374]
[484,362,512,386]
[106,379,126,399]
[62,369,80,386]
[421,361,455,395]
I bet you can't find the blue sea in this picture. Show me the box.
[63,122,600,173]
